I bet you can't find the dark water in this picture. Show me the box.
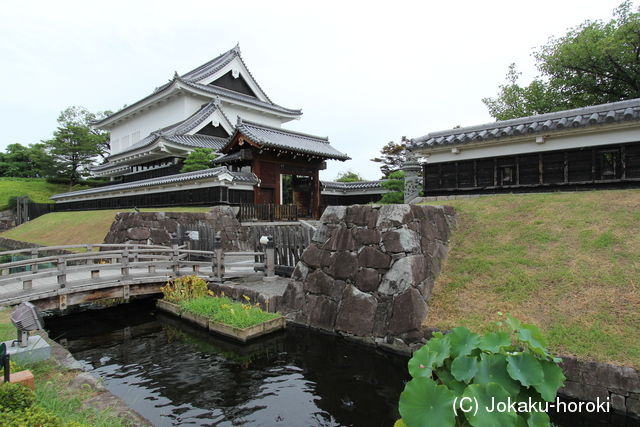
[45,299,640,427]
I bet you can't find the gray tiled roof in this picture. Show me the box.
[51,167,257,200]
[410,98,640,150]
[321,180,385,191]
[178,77,301,116]
[94,45,300,128]
[229,119,350,161]
[113,101,228,156]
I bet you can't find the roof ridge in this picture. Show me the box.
[239,118,329,142]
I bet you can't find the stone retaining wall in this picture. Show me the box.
[280,204,456,345]
[559,356,640,419]
[103,206,249,251]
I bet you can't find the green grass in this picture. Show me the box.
[0,308,130,426]
[0,178,69,210]
[180,295,280,329]
[1,207,210,246]
[424,190,640,370]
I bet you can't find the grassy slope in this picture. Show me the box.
[0,178,69,210]
[0,207,210,246]
[425,190,640,370]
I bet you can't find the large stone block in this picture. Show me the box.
[381,228,421,254]
[388,288,428,335]
[379,255,428,295]
[300,245,332,269]
[335,285,377,336]
[281,280,305,313]
[345,205,374,227]
[582,361,640,393]
[307,295,338,331]
[328,251,358,281]
[355,268,380,292]
[328,228,356,251]
[372,295,394,337]
[150,229,171,244]
[358,246,391,269]
[321,206,348,224]
[354,229,380,246]
[304,270,334,295]
[376,205,414,230]
[127,227,150,240]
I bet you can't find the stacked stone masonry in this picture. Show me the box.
[103,206,249,252]
[280,204,456,345]
[560,356,640,419]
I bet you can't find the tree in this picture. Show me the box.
[484,1,640,120]
[335,170,364,182]
[44,125,105,188]
[0,143,53,178]
[371,138,408,178]
[482,64,562,121]
[380,171,405,204]
[180,148,218,173]
[57,106,113,161]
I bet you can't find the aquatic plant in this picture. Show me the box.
[396,314,566,427]
[179,295,280,329]
[160,275,212,303]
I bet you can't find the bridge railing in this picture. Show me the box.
[0,242,276,295]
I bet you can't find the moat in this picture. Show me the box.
[45,298,640,427]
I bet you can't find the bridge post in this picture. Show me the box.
[265,236,275,281]
[214,236,223,281]
[57,257,66,288]
[121,248,130,276]
[29,248,38,275]
[171,245,181,276]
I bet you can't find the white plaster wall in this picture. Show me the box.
[109,96,198,155]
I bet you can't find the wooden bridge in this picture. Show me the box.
[0,239,275,311]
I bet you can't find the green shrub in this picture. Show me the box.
[0,382,37,413]
[397,314,566,426]
[160,275,211,303]
[0,405,64,426]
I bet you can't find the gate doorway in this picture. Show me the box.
[282,174,313,217]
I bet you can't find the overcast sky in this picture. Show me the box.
[0,0,624,181]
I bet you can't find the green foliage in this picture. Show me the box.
[380,170,405,204]
[160,275,211,303]
[484,1,640,120]
[335,169,364,182]
[0,143,53,178]
[180,148,218,173]
[371,139,407,178]
[397,315,565,427]
[57,106,112,161]
[0,405,65,427]
[179,294,280,329]
[0,382,37,412]
[43,125,105,188]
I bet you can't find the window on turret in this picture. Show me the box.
[209,71,257,97]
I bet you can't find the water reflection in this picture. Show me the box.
[46,299,409,426]
[45,299,640,427]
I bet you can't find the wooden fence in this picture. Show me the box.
[247,224,313,274]
[237,204,298,222]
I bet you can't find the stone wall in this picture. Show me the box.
[560,356,640,419]
[280,204,456,346]
[103,206,249,251]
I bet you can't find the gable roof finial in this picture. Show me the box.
[232,43,241,55]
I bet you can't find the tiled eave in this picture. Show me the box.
[229,119,350,161]
[410,98,640,153]
[52,167,257,202]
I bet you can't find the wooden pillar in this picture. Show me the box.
[312,167,321,219]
